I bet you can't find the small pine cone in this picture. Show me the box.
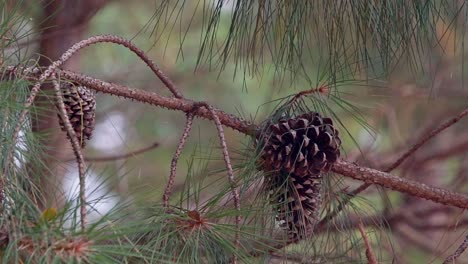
[261,111,341,178]
[58,83,96,148]
[259,111,341,237]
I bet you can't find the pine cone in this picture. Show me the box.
[261,112,341,177]
[258,111,341,237]
[58,83,96,148]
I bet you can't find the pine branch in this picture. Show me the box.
[4,67,467,210]
[56,70,468,210]
[332,160,468,209]
[163,113,194,207]
[318,107,468,226]
[194,102,241,264]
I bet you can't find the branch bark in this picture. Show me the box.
[332,160,468,209]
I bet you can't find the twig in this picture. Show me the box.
[4,66,62,182]
[443,235,468,264]
[412,138,468,168]
[162,113,194,207]
[65,141,160,162]
[78,35,184,99]
[358,221,378,264]
[207,105,241,264]
[51,76,87,230]
[195,102,241,264]
[290,86,329,102]
[410,218,468,230]
[387,107,468,171]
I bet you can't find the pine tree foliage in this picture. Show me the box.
[147,0,468,83]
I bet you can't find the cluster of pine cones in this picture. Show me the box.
[258,112,341,237]
[57,83,96,148]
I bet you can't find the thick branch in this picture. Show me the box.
[332,160,468,209]
[59,70,258,136]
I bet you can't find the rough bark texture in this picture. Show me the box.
[32,0,108,209]
[332,160,468,209]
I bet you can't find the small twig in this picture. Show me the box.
[51,76,87,230]
[195,102,241,264]
[80,35,184,99]
[162,113,194,207]
[65,141,160,162]
[208,106,241,264]
[443,235,468,264]
[411,138,468,168]
[286,85,329,106]
[4,65,63,181]
[387,107,468,172]
[293,86,329,100]
[358,220,378,264]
